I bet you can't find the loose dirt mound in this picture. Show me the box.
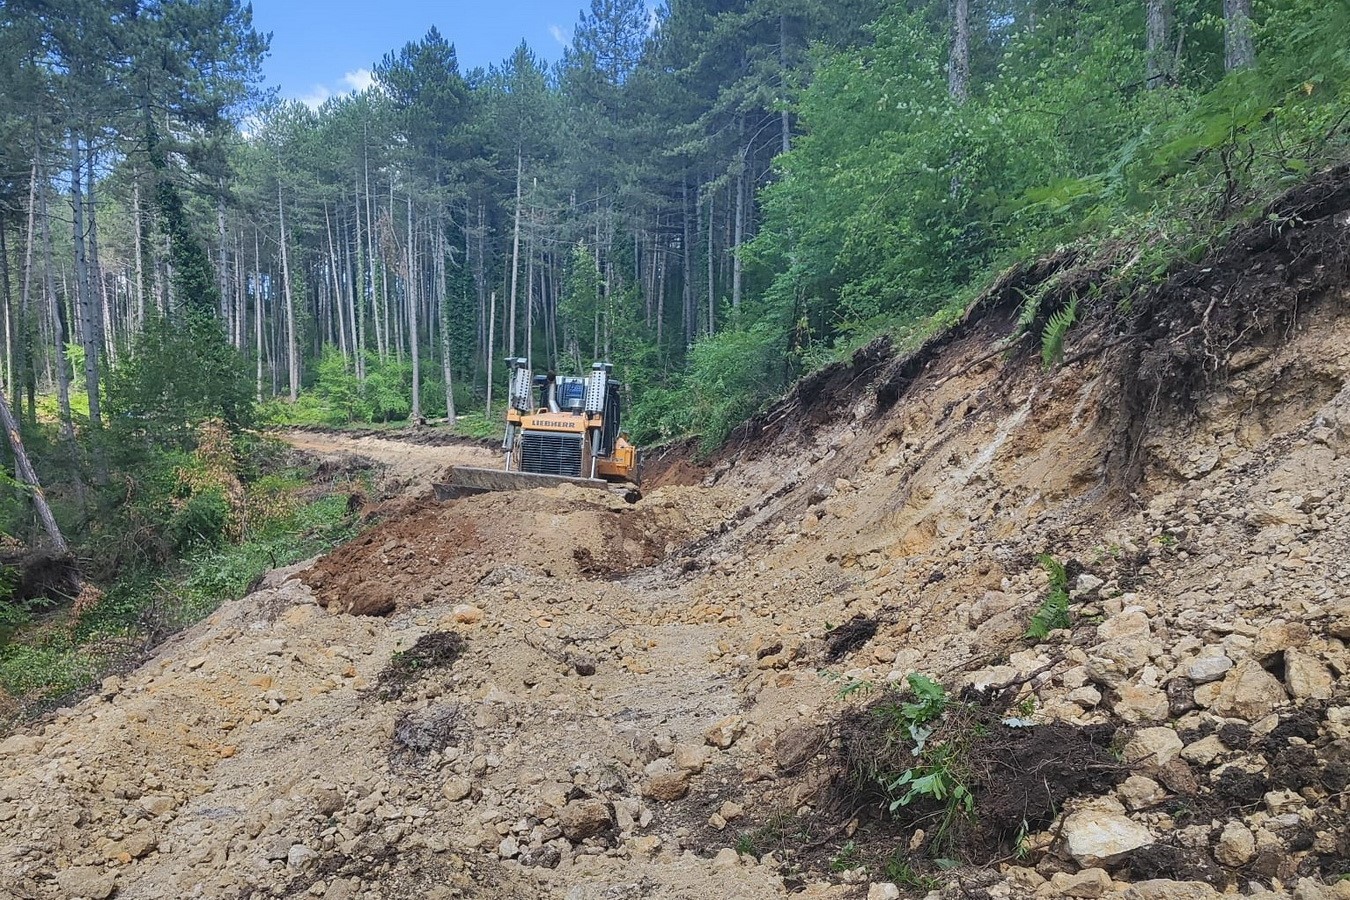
[301,483,725,616]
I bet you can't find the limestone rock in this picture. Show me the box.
[704,715,745,749]
[1062,802,1153,867]
[1254,622,1312,659]
[1214,821,1255,867]
[558,799,613,841]
[442,778,473,802]
[1048,867,1112,899]
[1180,735,1227,766]
[287,844,319,871]
[1285,649,1333,700]
[1186,655,1233,684]
[672,743,711,773]
[1118,775,1166,811]
[773,723,823,770]
[1114,684,1170,723]
[1123,727,1183,771]
[1123,880,1223,900]
[451,604,483,624]
[867,884,902,900]
[55,866,116,900]
[642,771,691,802]
[1210,661,1287,721]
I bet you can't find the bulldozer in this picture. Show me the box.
[441,359,640,498]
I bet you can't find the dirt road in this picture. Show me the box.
[281,428,500,496]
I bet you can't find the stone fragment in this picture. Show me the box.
[287,844,319,871]
[1253,622,1312,659]
[774,724,823,770]
[55,867,116,900]
[558,799,613,841]
[1123,880,1223,900]
[1210,661,1287,721]
[642,771,691,802]
[1214,822,1255,867]
[704,715,745,749]
[1284,649,1333,700]
[1180,735,1227,766]
[1118,775,1166,811]
[711,847,742,871]
[1186,655,1233,684]
[1115,684,1169,723]
[866,884,902,900]
[442,778,472,802]
[1048,867,1113,899]
[1062,801,1153,867]
[138,795,177,817]
[452,604,483,624]
[1122,727,1183,771]
[672,743,711,773]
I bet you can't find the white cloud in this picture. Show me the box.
[548,24,568,46]
[295,69,374,110]
[298,85,331,110]
[342,68,374,92]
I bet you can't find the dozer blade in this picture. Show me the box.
[434,466,609,500]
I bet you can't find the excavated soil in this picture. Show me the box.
[2,170,1350,900]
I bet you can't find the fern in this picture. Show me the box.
[1025,554,1071,640]
[1040,295,1080,369]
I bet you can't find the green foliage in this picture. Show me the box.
[855,675,975,851]
[1025,554,1072,640]
[1041,296,1080,369]
[106,311,254,448]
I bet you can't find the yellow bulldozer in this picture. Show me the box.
[443,359,640,497]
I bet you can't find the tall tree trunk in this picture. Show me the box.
[68,134,101,427]
[407,196,420,421]
[346,199,364,379]
[0,389,68,555]
[949,0,971,102]
[278,180,299,402]
[706,192,715,337]
[508,150,523,359]
[732,137,746,312]
[1223,0,1255,71]
[485,290,496,416]
[132,171,146,330]
[1146,0,1174,87]
[437,221,455,421]
[682,178,694,348]
[324,202,349,365]
[1,223,12,399]
[18,159,38,420]
[780,12,792,154]
[254,229,263,402]
[87,144,112,371]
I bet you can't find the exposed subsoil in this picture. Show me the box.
[2,169,1350,900]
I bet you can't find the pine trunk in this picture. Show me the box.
[1146,0,1174,87]
[1223,0,1255,71]
[949,0,971,103]
[279,180,299,402]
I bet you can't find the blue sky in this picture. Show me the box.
[248,1,593,108]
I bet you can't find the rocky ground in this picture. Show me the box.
[1,180,1349,900]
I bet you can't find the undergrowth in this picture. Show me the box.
[0,455,364,731]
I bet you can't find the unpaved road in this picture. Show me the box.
[282,428,499,496]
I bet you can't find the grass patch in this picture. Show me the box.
[1,477,364,730]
